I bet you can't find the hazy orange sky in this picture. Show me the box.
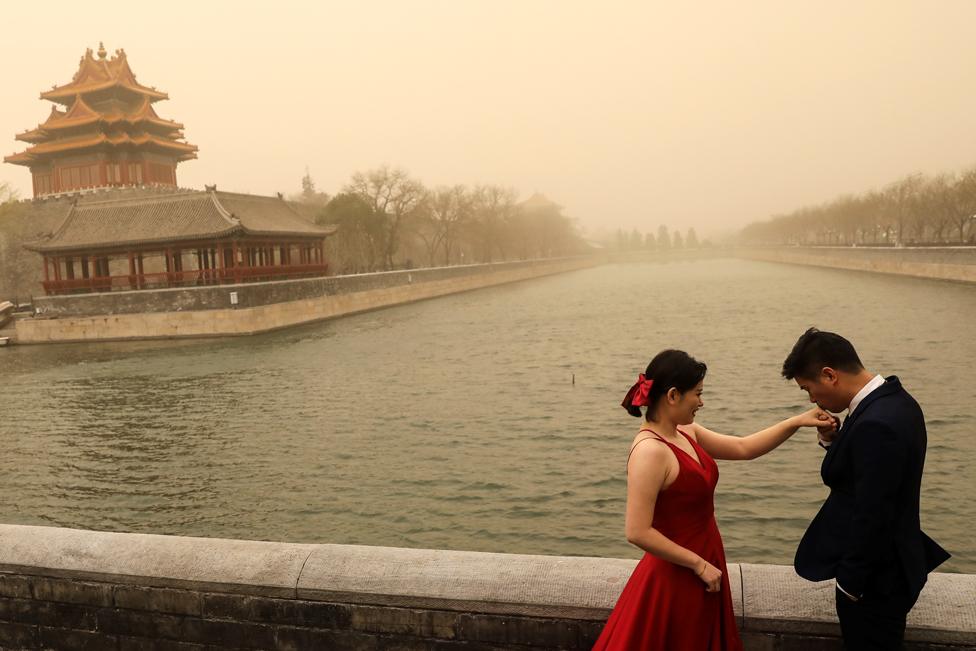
[2,1,975,238]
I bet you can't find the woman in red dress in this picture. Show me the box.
[593,350,833,650]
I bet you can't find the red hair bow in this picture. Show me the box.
[622,374,654,409]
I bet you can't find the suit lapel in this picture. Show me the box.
[821,376,901,481]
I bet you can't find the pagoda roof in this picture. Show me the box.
[5,132,198,166]
[26,188,337,253]
[41,46,168,105]
[15,97,184,144]
[518,192,563,212]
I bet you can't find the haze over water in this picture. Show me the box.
[2,258,973,573]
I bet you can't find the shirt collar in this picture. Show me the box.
[848,374,885,414]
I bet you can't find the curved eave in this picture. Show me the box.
[12,134,199,159]
[3,152,33,166]
[143,138,198,156]
[20,119,186,143]
[241,226,338,239]
[15,129,48,144]
[40,82,169,105]
[25,226,244,254]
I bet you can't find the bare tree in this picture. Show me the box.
[345,166,426,269]
[470,185,517,262]
[882,174,926,245]
[952,168,976,243]
[420,185,471,266]
[918,174,957,243]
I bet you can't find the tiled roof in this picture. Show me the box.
[215,192,332,237]
[26,188,336,252]
[41,47,168,104]
[16,97,183,142]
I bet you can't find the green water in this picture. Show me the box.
[2,259,972,572]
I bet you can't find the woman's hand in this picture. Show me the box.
[791,406,836,430]
[696,559,722,592]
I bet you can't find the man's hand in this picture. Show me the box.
[817,414,841,445]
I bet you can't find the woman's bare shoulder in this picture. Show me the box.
[628,434,671,464]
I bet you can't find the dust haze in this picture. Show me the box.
[2,1,976,239]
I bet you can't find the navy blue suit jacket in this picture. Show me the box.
[794,376,949,600]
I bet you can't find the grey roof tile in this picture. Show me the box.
[25,188,336,252]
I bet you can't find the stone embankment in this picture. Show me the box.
[738,246,976,283]
[0,524,972,650]
[14,256,597,344]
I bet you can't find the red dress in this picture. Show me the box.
[592,429,742,650]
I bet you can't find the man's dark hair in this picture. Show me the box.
[781,327,864,380]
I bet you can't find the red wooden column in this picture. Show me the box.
[216,242,224,283]
[320,241,326,266]
[52,257,62,294]
[128,252,136,290]
[232,241,241,283]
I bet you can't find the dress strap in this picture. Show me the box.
[627,429,667,466]
[675,428,697,446]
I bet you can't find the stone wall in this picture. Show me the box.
[738,246,976,283]
[16,257,597,344]
[0,524,972,650]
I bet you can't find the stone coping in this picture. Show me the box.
[0,524,972,645]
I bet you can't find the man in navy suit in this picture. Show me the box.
[782,328,949,650]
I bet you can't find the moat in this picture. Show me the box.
[2,258,973,572]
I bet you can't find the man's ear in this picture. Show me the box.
[820,367,839,385]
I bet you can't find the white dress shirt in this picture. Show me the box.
[818,374,885,448]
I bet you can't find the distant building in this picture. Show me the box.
[517,192,562,214]
[3,45,335,297]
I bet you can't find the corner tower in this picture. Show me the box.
[4,44,198,197]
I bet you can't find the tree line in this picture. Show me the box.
[293,166,587,273]
[612,225,704,251]
[740,168,976,246]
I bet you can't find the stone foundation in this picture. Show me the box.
[738,246,976,283]
[16,257,597,344]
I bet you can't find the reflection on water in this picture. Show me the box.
[1,259,973,572]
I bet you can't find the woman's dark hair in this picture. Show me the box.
[625,349,707,418]
[781,327,864,380]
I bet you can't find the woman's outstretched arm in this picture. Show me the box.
[625,441,722,591]
[690,407,834,461]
